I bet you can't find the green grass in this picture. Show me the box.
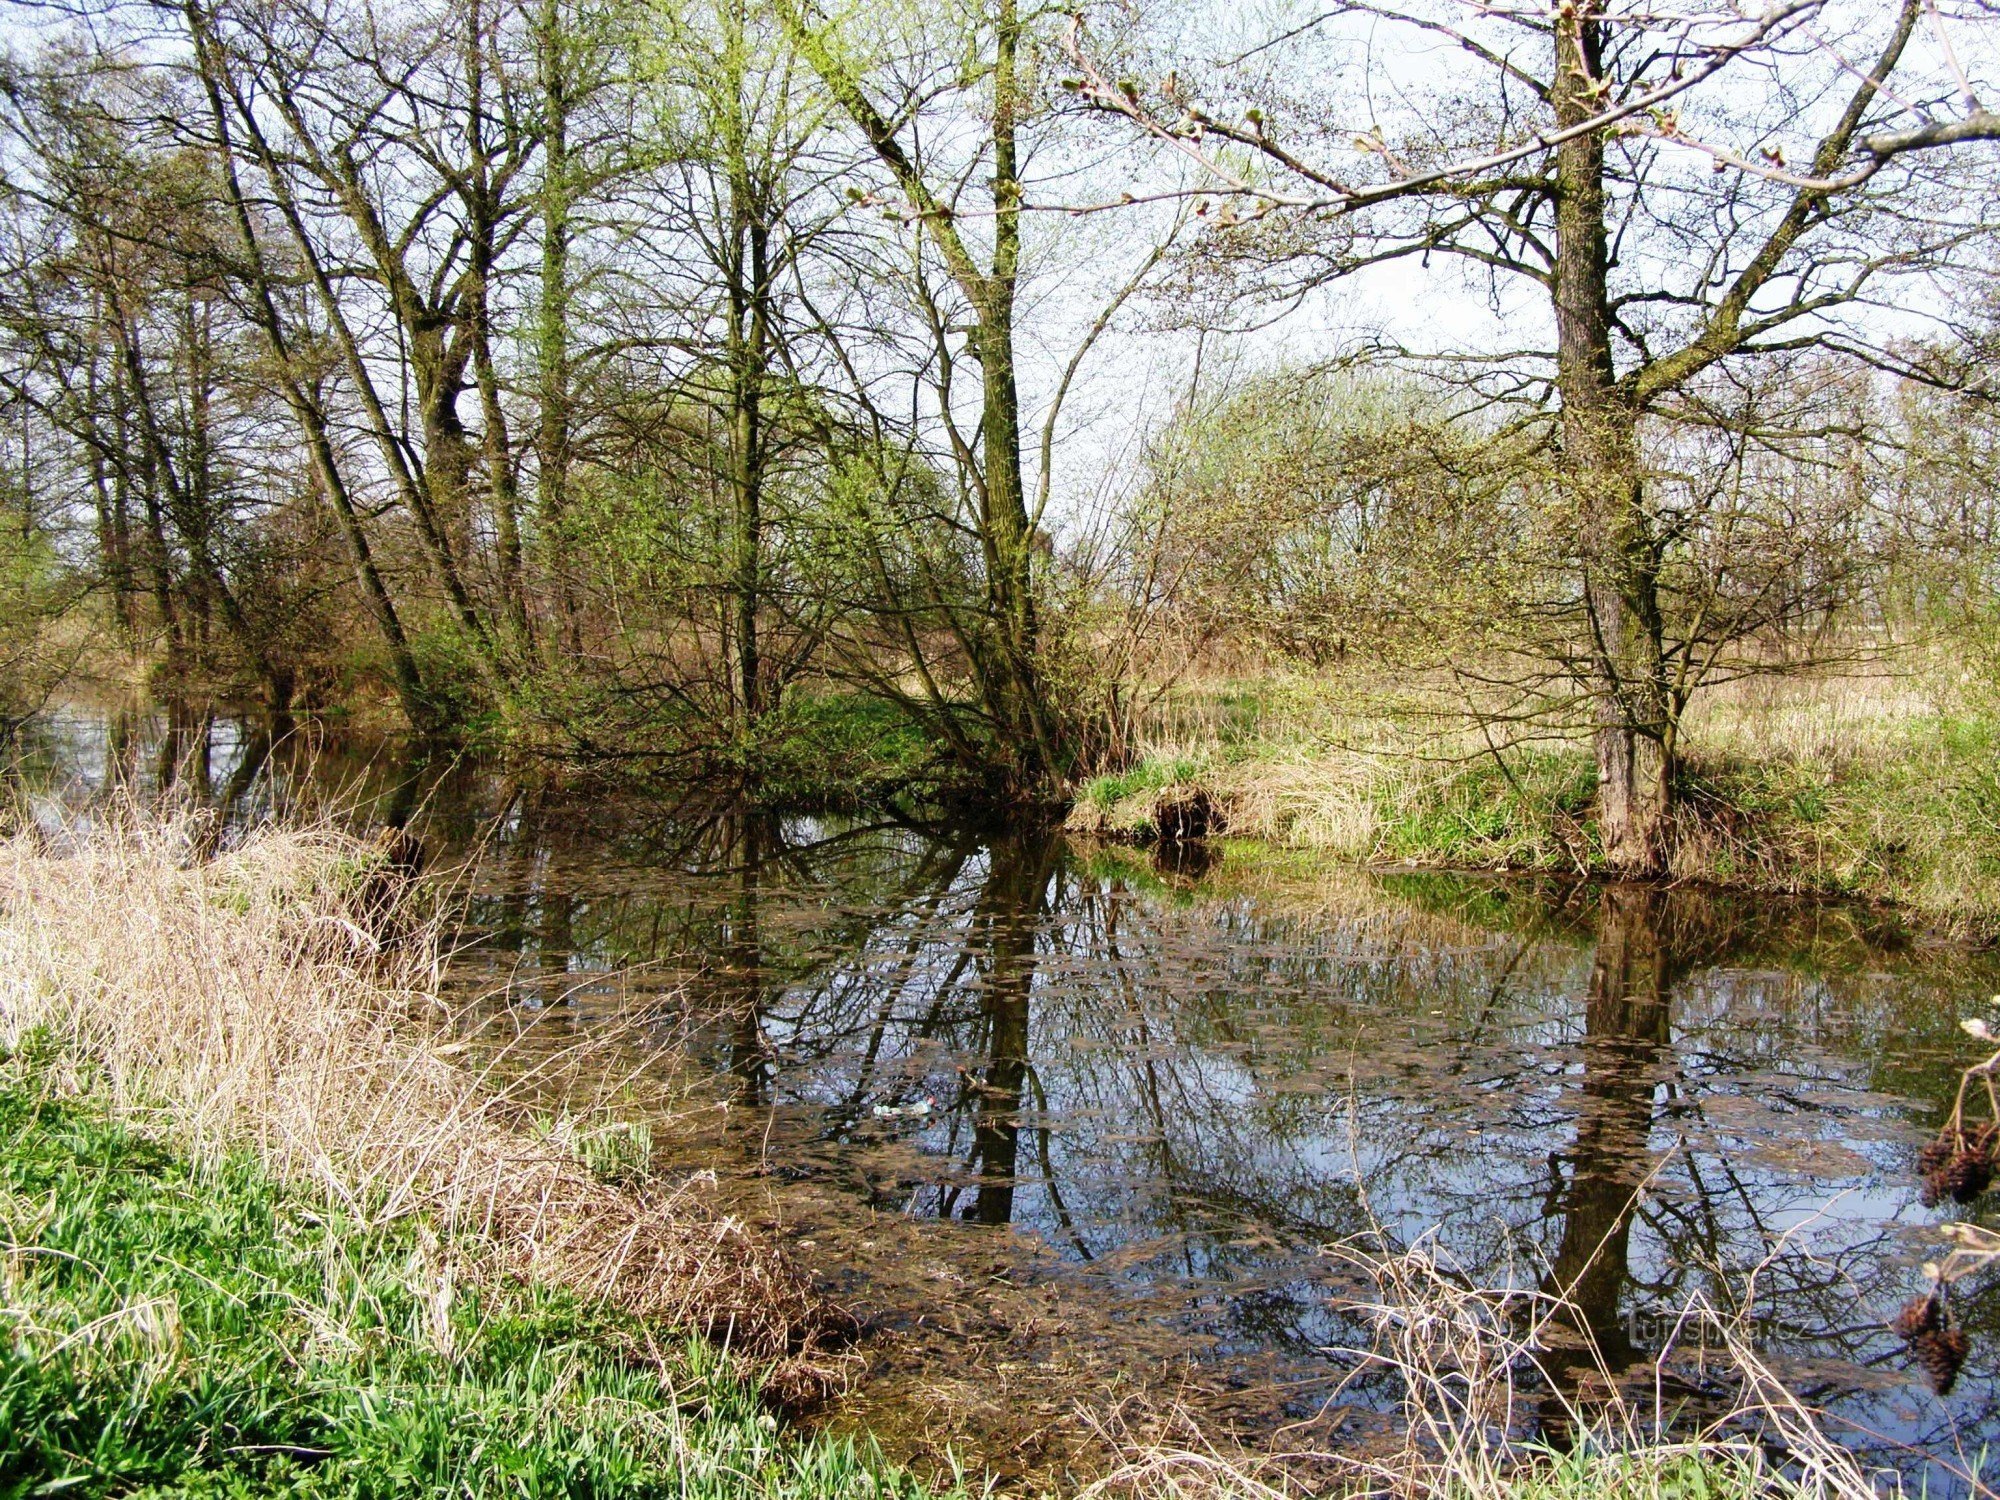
[0,1040,946,1500]
[744,693,951,806]
[1665,714,2000,927]
[1367,748,1597,868]
[1076,755,1205,813]
[1120,670,2000,928]
[1483,1443,1827,1500]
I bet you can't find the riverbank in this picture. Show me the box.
[0,816,895,1495]
[0,1043,936,1499]
[1076,667,2000,938]
[0,1063,1898,1500]
[0,818,1915,1499]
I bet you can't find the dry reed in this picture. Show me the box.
[1075,1233,1904,1500]
[0,812,854,1399]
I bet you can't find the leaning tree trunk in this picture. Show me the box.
[777,0,1066,797]
[184,22,434,732]
[1553,2,1672,875]
[976,0,1062,796]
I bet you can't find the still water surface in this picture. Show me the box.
[15,708,2000,1488]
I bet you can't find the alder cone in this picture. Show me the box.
[1911,1327,1971,1396]
[1921,1169,1948,1208]
[1890,1291,1943,1341]
[1917,1121,1999,1205]
[1943,1148,1995,1204]
[1918,1132,1954,1179]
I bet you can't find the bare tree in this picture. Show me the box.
[182,0,549,674]
[774,0,1064,792]
[1073,0,2000,870]
[0,60,328,710]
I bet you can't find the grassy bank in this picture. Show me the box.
[0,816,897,1495]
[1077,667,2000,934]
[0,1041,932,1499]
[0,819,851,1370]
[0,1025,1897,1500]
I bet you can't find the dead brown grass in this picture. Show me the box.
[0,812,855,1397]
[1074,1233,1898,1500]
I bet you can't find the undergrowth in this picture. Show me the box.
[739,693,953,807]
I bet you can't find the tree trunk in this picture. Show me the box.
[978,0,1060,794]
[535,0,580,653]
[1552,2,1671,875]
[470,263,529,648]
[462,0,529,651]
[82,331,141,652]
[722,28,769,726]
[727,295,765,723]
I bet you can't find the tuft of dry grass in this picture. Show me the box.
[0,812,854,1397]
[1324,1236,1886,1500]
[1075,1235,1899,1500]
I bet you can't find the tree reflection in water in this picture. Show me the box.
[956,837,1056,1225]
[724,809,777,1107]
[1534,884,1682,1428]
[20,713,2000,1485]
[663,835,1998,1477]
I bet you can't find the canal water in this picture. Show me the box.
[12,707,2000,1490]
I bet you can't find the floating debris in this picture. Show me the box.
[871,1097,935,1121]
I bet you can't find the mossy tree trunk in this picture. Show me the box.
[1552,3,1672,875]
